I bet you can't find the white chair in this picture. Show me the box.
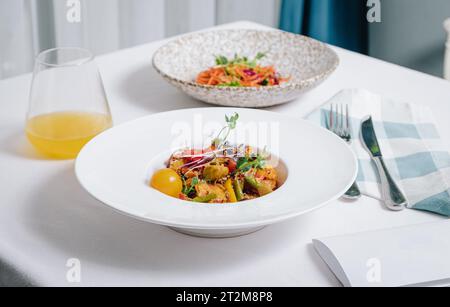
[444,18,450,80]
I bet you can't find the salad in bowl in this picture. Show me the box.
[150,113,279,203]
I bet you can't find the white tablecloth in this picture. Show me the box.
[0,22,448,287]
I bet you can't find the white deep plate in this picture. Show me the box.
[76,108,357,238]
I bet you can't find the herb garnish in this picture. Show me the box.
[215,55,229,66]
[236,155,266,172]
[212,113,239,148]
[182,177,199,196]
[217,81,241,87]
[215,53,266,69]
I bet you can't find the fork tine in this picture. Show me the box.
[340,104,344,135]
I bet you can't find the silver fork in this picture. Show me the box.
[328,104,361,200]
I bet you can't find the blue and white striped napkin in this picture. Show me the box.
[308,89,450,217]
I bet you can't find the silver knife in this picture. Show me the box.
[361,116,408,211]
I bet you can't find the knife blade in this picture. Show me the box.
[361,116,408,211]
[361,117,382,157]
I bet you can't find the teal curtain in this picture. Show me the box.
[279,0,368,54]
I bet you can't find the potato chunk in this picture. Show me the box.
[203,164,229,181]
[195,183,227,202]
[255,167,278,191]
[256,166,278,181]
[169,159,184,172]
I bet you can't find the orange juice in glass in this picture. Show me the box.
[26,48,112,159]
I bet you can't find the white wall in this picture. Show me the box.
[369,0,450,77]
[0,0,281,79]
[216,0,281,27]
[3,0,450,80]
[0,0,34,79]
[165,0,216,37]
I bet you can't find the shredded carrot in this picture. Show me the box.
[196,55,290,87]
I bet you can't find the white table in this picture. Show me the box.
[0,21,448,287]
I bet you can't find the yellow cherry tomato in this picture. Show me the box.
[150,169,183,198]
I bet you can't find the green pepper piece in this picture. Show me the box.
[245,176,272,196]
[245,176,259,189]
[233,179,244,201]
[193,194,217,203]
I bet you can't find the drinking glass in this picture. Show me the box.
[26,48,113,159]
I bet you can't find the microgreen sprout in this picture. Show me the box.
[214,53,267,68]
[182,177,199,196]
[212,113,239,148]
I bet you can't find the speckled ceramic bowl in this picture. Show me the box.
[152,29,339,108]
